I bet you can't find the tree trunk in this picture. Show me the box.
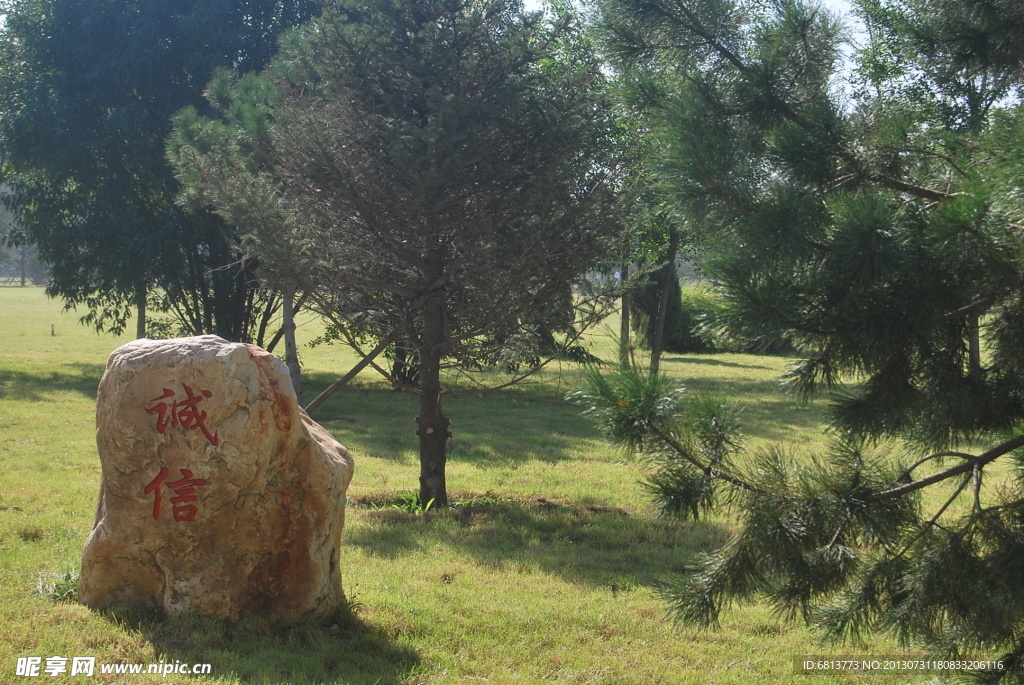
[20,246,26,287]
[968,313,982,378]
[283,282,303,404]
[650,227,679,376]
[266,291,308,353]
[136,288,147,339]
[619,261,630,370]
[417,250,451,509]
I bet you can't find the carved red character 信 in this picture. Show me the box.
[144,466,208,522]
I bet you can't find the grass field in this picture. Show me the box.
[0,286,949,684]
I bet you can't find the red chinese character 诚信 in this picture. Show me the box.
[144,467,208,521]
[145,384,219,446]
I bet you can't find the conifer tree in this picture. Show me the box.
[579,0,1024,673]
[170,0,624,507]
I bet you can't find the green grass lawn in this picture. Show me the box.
[0,286,946,683]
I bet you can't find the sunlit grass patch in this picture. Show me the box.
[0,287,930,683]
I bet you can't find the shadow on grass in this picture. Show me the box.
[671,374,831,446]
[739,395,833,444]
[663,356,773,370]
[303,371,601,466]
[346,493,731,589]
[0,363,105,402]
[102,605,420,685]
[296,362,830,465]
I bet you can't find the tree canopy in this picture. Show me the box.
[170,0,626,507]
[0,0,320,338]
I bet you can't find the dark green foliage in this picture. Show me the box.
[592,0,1024,671]
[676,287,720,353]
[582,329,1024,668]
[171,0,622,364]
[596,0,1024,446]
[597,0,1024,443]
[634,275,796,355]
[632,261,697,353]
[688,283,797,355]
[0,0,319,337]
[630,264,712,356]
[641,393,743,520]
[570,365,921,624]
[853,0,1023,132]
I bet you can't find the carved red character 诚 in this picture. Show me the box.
[145,384,220,446]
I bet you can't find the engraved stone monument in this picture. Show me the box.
[79,335,354,624]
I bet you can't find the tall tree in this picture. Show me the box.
[647,223,678,373]
[170,0,624,507]
[0,0,320,338]
[584,0,1024,672]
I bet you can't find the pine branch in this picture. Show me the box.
[867,174,956,202]
[336,272,422,299]
[304,323,405,414]
[875,434,1024,501]
[942,297,996,320]
[893,147,971,178]
[648,423,762,494]
[893,450,975,483]
[826,516,848,549]
[445,304,611,395]
[265,289,310,353]
[972,462,983,514]
[824,173,862,193]
[891,473,972,560]
[638,0,956,203]
[313,304,397,383]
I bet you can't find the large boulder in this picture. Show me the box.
[79,335,354,624]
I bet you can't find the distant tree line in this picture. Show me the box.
[0,199,46,285]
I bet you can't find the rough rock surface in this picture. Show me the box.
[79,335,354,624]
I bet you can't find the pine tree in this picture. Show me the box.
[581,0,1024,674]
[170,0,624,508]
